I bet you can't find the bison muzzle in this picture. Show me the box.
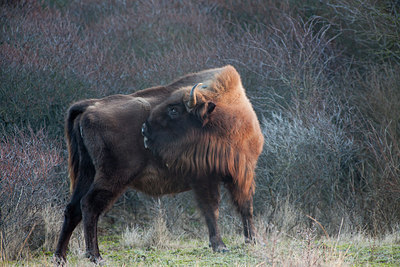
[54,65,264,264]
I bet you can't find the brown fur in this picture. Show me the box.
[146,66,263,204]
[66,67,226,192]
[55,66,263,264]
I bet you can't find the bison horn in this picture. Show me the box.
[187,83,202,109]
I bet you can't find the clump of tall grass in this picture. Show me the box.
[122,199,173,250]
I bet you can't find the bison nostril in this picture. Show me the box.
[141,121,152,137]
[142,121,152,149]
[141,123,146,136]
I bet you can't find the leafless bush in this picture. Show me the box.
[336,63,400,233]
[0,0,222,96]
[326,0,400,63]
[0,128,67,260]
[143,203,172,249]
[360,120,400,234]
[257,104,361,233]
[235,15,340,107]
[122,225,142,249]
[41,205,65,252]
[354,64,400,139]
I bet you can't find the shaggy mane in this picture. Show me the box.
[158,130,255,204]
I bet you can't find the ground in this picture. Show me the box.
[5,232,400,266]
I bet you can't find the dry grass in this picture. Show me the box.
[122,206,173,250]
[7,219,400,266]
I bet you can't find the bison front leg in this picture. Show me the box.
[192,178,228,252]
[238,197,256,244]
[226,183,256,244]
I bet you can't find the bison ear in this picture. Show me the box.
[198,101,216,126]
[207,102,216,114]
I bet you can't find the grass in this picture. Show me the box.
[4,231,400,266]
[5,237,262,266]
[101,239,260,266]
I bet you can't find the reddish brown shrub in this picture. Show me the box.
[0,128,66,260]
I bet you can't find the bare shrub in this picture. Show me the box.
[0,128,67,260]
[0,0,223,96]
[143,200,173,249]
[257,105,361,233]
[236,15,340,106]
[355,64,400,139]
[0,66,91,136]
[362,123,400,234]
[253,222,349,266]
[67,226,86,259]
[325,0,400,63]
[256,198,304,236]
[338,63,400,233]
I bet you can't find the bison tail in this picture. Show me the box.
[65,101,95,193]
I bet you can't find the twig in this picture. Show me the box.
[306,215,329,239]
[1,231,5,262]
[17,222,37,259]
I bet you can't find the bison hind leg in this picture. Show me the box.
[55,155,95,262]
[80,187,112,263]
[80,175,128,263]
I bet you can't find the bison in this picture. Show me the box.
[54,65,264,264]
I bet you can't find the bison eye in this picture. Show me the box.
[167,105,181,119]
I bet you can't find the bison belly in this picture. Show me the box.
[131,163,191,196]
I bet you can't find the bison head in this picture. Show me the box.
[141,82,216,162]
[141,65,263,187]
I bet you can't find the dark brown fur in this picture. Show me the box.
[144,66,263,203]
[54,66,263,264]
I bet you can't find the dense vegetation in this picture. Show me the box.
[1,0,399,265]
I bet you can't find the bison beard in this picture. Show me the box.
[54,66,263,264]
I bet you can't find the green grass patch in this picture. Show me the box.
[5,234,400,266]
[99,236,262,266]
[345,244,400,266]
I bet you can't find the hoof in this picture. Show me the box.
[211,242,229,253]
[214,245,230,253]
[85,252,105,265]
[245,237,256,244]
[53,254,66,266]
[95,258,106,266]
